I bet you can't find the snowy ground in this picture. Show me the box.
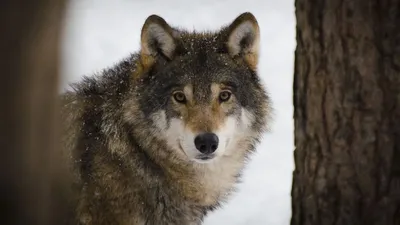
[60,1,296,224]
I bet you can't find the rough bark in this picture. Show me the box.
[292,0,400,225]
[0,1,68,225]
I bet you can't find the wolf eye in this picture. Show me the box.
[219,91,232,102]
[173,91,186,103]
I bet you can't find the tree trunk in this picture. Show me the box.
[0,1,68,225]
[292,0,400,225]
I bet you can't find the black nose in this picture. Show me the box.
[194,133,219,154]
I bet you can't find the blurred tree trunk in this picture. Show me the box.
[0,1,68,225]
[292,0,400,225]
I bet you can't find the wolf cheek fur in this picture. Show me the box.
[61,12,272,225]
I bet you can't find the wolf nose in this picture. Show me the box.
[194,133,219,154]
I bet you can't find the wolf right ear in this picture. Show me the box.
[140,15,177,68]
[225,12,260,71]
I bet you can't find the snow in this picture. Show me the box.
[61,0,296,224]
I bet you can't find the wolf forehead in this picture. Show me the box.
[149,51,247,89]
[138,49,261,107]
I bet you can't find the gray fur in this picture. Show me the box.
[60,12,271,225]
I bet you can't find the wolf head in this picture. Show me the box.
[128,12,270,164]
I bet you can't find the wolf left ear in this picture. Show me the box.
[225,12,260,70]
[140,15,177,69]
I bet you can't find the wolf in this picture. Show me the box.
[60,12,271,225]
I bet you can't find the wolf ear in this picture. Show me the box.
[140,15,177,68]
[225,12,260,70]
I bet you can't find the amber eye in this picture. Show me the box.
[219,91,232,102]
[173,91,186,103]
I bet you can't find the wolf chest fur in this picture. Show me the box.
[61,12,271,225]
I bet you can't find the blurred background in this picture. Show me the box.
[60,0,296,224]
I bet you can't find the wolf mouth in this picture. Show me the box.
[195,154,215,160]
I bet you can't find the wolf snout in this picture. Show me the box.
[194,133,219,154]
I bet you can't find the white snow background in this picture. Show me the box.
[60,0,296,224]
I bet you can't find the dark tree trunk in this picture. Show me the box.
[0,1,68,225]
[292,0,400,225]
